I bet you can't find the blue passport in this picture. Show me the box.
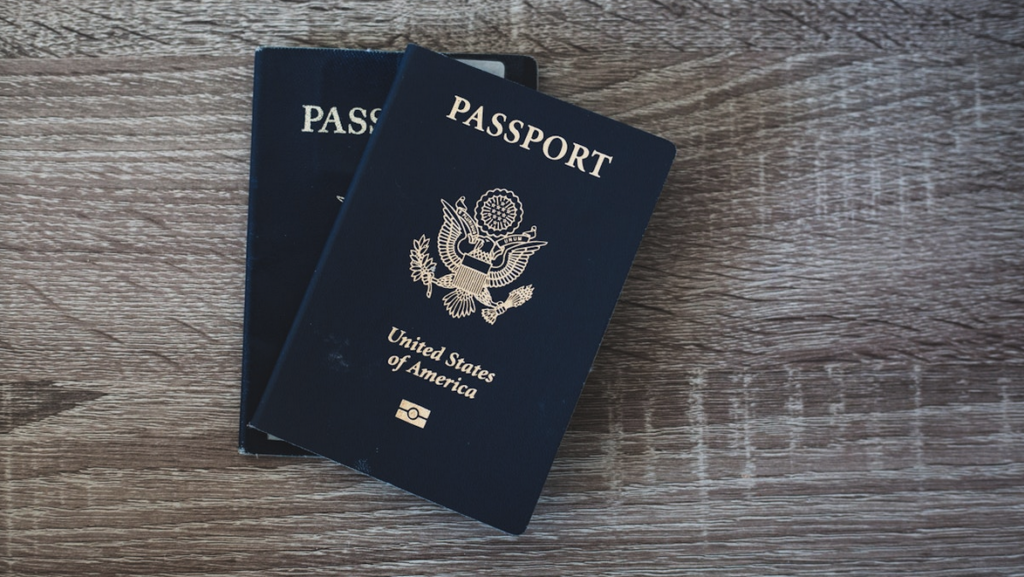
[251,45,675,533]
[240,47,538,456]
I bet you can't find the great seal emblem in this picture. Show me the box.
[409,189,547,324]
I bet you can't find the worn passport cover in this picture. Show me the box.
[251,45,675,533]
[240,47,538,456]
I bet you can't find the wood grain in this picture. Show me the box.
[0,1,1023,56]
[2,1,1023,575]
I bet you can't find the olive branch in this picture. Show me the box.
[409,235,437,298]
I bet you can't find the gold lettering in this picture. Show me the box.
[392,330,493,393]
[487,112,506,137]
[565,142,590,172]
[504,119,523,144]
[318,106,345,134]
[446,95,472,120]
[444,94,616,179]
[520,125,544,150]
[589,150,613,178]
[542,135,568,161]
[302,105,323,133]
[348,107,368,135]
[463,105,485,132]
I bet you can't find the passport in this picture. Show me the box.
[250,45,676,533]
[240,47,538,456]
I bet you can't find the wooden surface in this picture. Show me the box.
[2,1,1023,575]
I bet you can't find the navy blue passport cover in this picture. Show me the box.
[240,47,537,456]
[251,45,675,533]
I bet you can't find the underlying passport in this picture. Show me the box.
[240,47,537,456]
[251,45,675,533]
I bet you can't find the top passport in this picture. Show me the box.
[251,45,676,534]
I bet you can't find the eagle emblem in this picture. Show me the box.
[410,189,546,324]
